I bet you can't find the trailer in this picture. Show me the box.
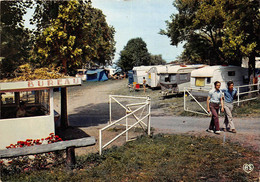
[132,66,153,85]
[147,65,168,88]
[160,65,205,96]
[190,65,248,96]
[75,69,87,81]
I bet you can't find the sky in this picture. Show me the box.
[24,0,184,63]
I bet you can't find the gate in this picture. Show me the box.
[184,83,259,116]
[184,87,210,116]
[99,95,151,155]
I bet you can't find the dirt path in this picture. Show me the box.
[54,80,126,127]
[152,116,260,152]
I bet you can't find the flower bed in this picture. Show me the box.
[0,133,65,176]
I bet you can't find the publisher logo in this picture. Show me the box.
[243,163,254,173]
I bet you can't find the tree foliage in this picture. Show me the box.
[0,1,32,76]
[117,38,151,71]
[31,0,115,74]
[30,0,66,35]
[150,54,166,65]
[161,0,259,67]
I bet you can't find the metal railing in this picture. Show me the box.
[184,83,259,115]
[184,87,210,116]
[99,95,151,155]
[234,83,259,106]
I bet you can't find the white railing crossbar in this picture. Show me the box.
[101,114,149,150]
[101,104,148,131]
[185,88,209,115]
[100,95,151,155]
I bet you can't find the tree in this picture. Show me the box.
[0,1,32,77]
[218,0,259,75]
[161,0,259,68]
[117,38,151,71]
[32,0,115,74]
[30,1,67,35]
[150,54,166,65]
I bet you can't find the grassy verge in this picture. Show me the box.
[2,134,259,181]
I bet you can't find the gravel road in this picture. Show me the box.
[151,116,260,151]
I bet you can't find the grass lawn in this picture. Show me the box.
[2,134,259,181]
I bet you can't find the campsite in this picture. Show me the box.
[1,0,260,181]
[1,78,259,181]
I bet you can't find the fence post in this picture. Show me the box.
[126,114,128,142]
[147,96,151,136]
[184,88,186,111]
[66,147,76,169]
[99,130,102,155]
[237,87,240,106]
[109,95,112,124]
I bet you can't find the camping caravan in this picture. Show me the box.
[147,65,168,88]
[190,65,248,95]
[160,65,205,96]
[75,69,87,81]
[132,66,153,85]
[86,69,108,82]
[104,67,116,78]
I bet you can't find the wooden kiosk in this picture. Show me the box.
[0,78,81,149]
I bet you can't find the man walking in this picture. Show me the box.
[222,81,237,133]
[206,81,224,134]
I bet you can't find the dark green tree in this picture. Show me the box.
[150,54,166,65]
[161,0,259,69]
[117,38,151,71]
[30,0,66,35]
[0,1,32,77]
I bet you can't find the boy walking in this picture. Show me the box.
[222,81,237,133]
[143,77,146,93]
[206,81,224,134]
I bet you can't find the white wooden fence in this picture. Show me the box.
[99,95,151,155]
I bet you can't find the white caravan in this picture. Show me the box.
[147,65,168,88]
[160,65,206,96]
[190,65,248,95]
[75,69,87,81]
[132,66,154,85]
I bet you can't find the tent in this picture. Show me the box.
[86,69,108,81]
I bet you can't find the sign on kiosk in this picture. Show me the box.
[0,78,81,92]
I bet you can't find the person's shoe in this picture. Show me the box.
[231,129,237,133]
[206,129,214,133]
[215,130,221,134]
[222,128,227,132]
